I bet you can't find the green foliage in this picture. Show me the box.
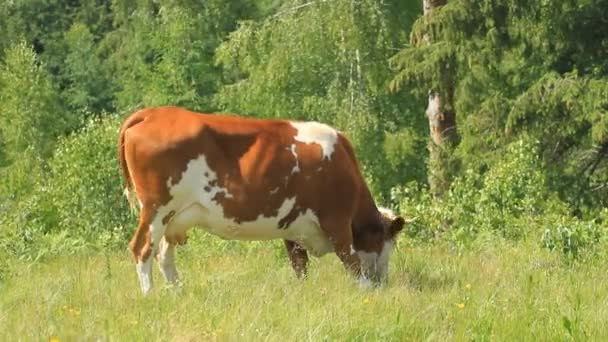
[0,0,607,268]
[45,115,132,247]
[107,1,253,112]
[391,0,608,210]
[63,23,113,114]
[0,42,73,161]
[541,210,608,260]
[508,72,608,208]
[395,136,607,259]
[0,116,132,260]
[216,0,425,197]
[394,138,547,245]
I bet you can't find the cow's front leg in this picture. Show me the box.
[284,240,309,278]
[157,237,179,285]
[319,216,362,281]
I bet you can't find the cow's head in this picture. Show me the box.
[354,207,406,285]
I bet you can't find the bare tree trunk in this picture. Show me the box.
[423,0,459,197]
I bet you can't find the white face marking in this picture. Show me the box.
[356,240,394,283]
[290,121,338,160]
[289,144,300,174]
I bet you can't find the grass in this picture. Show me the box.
[1,233,608,341]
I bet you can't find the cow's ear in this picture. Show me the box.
[389,216,406,236]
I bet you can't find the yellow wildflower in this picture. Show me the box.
[363,298,370,304]
[456,303,465,309]
[49,337,60,342]
[465,283,472,290]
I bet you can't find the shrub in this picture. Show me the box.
[0,115,133,260]
[46,115,132,248]
[541,209,608,260]
[393,137,547,247]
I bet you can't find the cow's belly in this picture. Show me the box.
[164,200,334,257]
[158,154,334,257]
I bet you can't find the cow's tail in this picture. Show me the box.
[118,111,146,212]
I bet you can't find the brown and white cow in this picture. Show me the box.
[118,106,405,294]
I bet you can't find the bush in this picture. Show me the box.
[393,137,608,259]
[0,115,133,260]
[541,209,608,260]
[46,115,132,248]
[393,138,547,247]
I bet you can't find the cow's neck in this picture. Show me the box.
[352,185,380,232]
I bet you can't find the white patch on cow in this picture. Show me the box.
[156,154,332,255]
[289,144,300,174]
[269,187,280,195]
[134,153,336,293]
[290,121,338,160]
[350,245,356,255]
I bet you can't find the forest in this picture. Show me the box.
[1,0,608,340]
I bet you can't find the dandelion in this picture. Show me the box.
[363,298,370,304]
[465,283,471,290]
[49,337,60,342]
[456,303,465,309]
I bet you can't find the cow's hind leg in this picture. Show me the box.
[284,240,308,279]
[157,237,179,285]
[128,205,167,295]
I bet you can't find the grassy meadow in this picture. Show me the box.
[1,232,607,341]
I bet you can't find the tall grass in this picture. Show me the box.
[1,232,607,341]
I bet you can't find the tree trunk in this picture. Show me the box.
[423,0,459,197]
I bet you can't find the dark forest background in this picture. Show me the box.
[1,0,607,261]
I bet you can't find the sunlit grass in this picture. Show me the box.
[1,234,608,341]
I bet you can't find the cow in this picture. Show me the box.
[118,106,406,294]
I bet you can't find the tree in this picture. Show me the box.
[391,0,458,197]
[0,42,72,161]
[391,0,608,211]
[216,0,424,197]
[105,0,254,112]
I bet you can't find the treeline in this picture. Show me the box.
[0,0,606,262]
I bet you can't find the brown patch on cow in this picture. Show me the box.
[278,204,306,229]
[162,210,176,225]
